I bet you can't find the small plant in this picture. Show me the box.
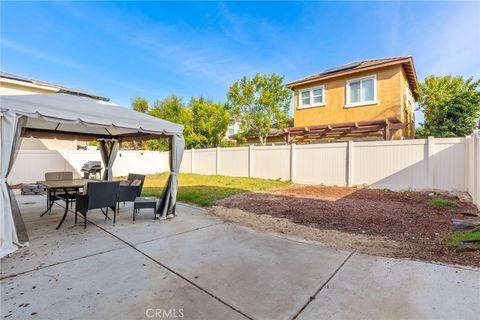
[431,197,457,207]
[442,230,480,249]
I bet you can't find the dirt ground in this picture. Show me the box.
[213,185,480,267]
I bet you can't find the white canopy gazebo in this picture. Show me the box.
[0,93,184,258]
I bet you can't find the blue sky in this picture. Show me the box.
[1,1,479,124]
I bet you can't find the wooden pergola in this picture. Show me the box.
[283,117,404,144]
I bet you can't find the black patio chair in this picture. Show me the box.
[42,171,77,216]
[117,174,146,211]
[75,181,120,230]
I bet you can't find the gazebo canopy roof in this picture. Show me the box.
[0,93,183,141]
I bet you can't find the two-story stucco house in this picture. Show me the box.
[284,56,418,143]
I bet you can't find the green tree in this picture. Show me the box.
[122,97,150,149]
[416,76,480,137]
[142,95,232,150]
[189,97,230,148]
[131,96,149,113]
[145,95,191,151]
[227,73,292,145]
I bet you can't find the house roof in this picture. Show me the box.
[285,56,419,99]
[0,71,109,101]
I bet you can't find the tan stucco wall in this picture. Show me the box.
[293,65,410,139]
[0,80,58,95]
[19,138,81,150]
[399,69,416,139]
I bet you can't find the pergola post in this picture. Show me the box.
[157,135,185,217]
[99,139,120,181]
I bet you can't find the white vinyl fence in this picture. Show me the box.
[9,150,170,185]
[8,132,480,207]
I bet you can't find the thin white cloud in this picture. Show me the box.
[59,4,257,86]
[1,38,81,69]
[405,3,480,78]
[217,2,250,45]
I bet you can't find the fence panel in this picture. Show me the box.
[10,150,69,184]
[252,146,290,181]
[354,140,428,190]
[194,149,216,175]
[433,139,466,191]
[113,151,167,177]
[219,147,249,177]
[180,150,192,173]
[8,134,479,208]
[295,143,348,186]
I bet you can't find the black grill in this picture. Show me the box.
[80,161,102,179]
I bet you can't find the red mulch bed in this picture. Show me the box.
[217,185,480,267]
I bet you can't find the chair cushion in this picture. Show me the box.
[130,179,142,186]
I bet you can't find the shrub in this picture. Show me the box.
[442,230,480,249]
[431,197,457,207]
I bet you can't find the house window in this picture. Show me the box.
[345,75,377,107]
[298,85,325,108]
[301,90,310,106]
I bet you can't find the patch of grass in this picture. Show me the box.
[137,173,291,207]
[431,197,457,207]
[442,230,480,249]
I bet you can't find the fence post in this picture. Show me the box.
[427,136,435,189]
[474,131,480,207]
[290,143,296,182]
[216,147,220,175]
[347,140,354,187]
[191,148,195,174]
[248,145,254,178]
[465,135,471,192]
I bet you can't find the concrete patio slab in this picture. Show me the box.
[1,197,127,278]
[1,247,246,320]
[2,194,479,320]
[96,203,222,245]
[137,223,352,320]
[297,253,480,320]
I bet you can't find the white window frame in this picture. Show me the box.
[298,85,326,109]
[345,75,378,108]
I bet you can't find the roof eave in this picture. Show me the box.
[285,58,418,93]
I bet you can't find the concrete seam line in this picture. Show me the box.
[177,201,209,211]
[291,251,356,320]
[0,246,125,280]
[53,201,223,246]
[53,203,252,320]
[133,222,225,246]
[89,220,254,320]
[270,233,340,250]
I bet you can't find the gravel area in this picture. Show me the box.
[215,185,480,267]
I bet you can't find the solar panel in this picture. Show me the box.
[321,61,362,75]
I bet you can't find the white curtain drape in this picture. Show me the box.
[0,111,26,258]
[99,139,119,181]
[158,135,185,217]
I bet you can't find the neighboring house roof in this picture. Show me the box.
[285,56,418,99]
[0,71,109,101]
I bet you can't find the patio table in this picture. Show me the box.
[37,179,97,229]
